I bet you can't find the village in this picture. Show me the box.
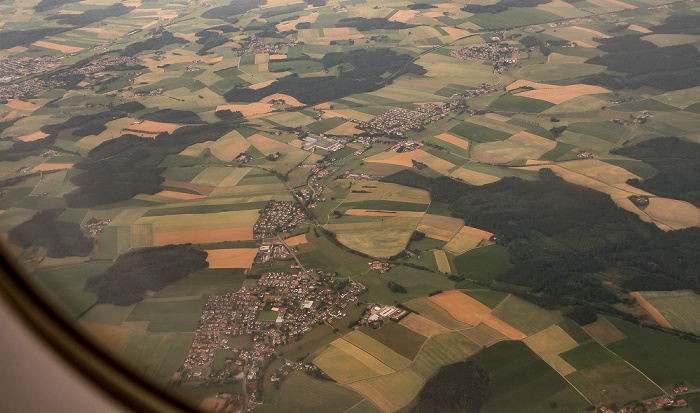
[350,99,467,135]
[451,42,520,73]
[253,201,307,238]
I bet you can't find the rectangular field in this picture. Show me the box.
[581,316,626,345]
[399,313,449,338]
[490,295,563,336]
[433,249,451,273]
[428,290,491,325]
[204,248,258,269]
[313,344,387,384]
[403,297,471,330]
[460,324,509,348]
[343,331,411,371]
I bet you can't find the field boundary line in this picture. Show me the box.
[601,343,666,394]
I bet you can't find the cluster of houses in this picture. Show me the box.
[0,55,68,83]
[84,218,111,236]
[369,261,395,273]
[577,151,596,159]
[237,37,300,56]
[390,140,422,153]
[253,201,307,238]
[343,172,381,181]
[258,241,290,263]
[351,100,467,136]
[451,43,520,73]
[0,54,143,100]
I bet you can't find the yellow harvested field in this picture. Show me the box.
[137,210,260,233]
[366,151,414,167]
[603,0,636,8]
[643,197,700,230]
[247,134,288,152]
[17,131,49,142]
[328,216,422,258]
[6,99,39,111]
[572,41,594,47]
[161,179,214,196]
[209,131,250,162]
[205,248,258,269]
[461,226,493,239]
[331,339,395,376]
[472,131,556,164]
[523,325,579,376]
[154,190,205,200]
[417,214,463,240]
[141,20,159,29]
[326,121,363,136]
[313,345,382,384]
[6,46,27,53]
[461,324,508,347]
[32,163,73,172]
[339,180,430,204]
[628,24,651,33]
[630,292,674,329]
[399,313,449,337]
[349,369,424,413]
[33,40,83,53]
[582,316,627,345]
[515,84,610,104]
[443,232,482,255]
[366,150,456,175]
[515,163,650,200]
[442,26,470,38]
[284,234,308,246]
[428,290,491,325]
[482,314,527,340]
[153,227,254,245]
[389,10,417,23]
[128,120,179,134]
[450,168,500,185]
[269,54,287,60]
[434,133,470,150]
[216,103,274,117]
[571,26,611,39]
[434,249,451,273]
[344,209,423,217]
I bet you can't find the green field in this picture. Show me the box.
[380,266,454,291]
[448,245,513,284]
[126,298,207,332]
[411,332,481,379]
[490,295,563,336]
[639,290,700,335]
[343,331,411,371]
[359,323,426,360]
[339,200,428,212]
[472,341,586,413]
[32,261,112,318]
[561,341,661,406]
[257,310,279,321]
[566,121,629,144]
[462,290,508,309]
[257,371,373,413]
[449,121,512,143]
[606,317,700,388]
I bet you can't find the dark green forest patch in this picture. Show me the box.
[85,245,209,306]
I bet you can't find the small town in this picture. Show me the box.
[178,270,367,410]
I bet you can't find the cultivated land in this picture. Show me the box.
[2,0,700,410]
